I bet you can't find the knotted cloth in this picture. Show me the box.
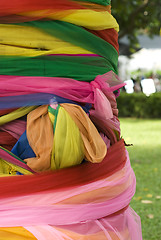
[0,0,142,239]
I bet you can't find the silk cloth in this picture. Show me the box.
[0,141,142,239]
[0,0,142,239]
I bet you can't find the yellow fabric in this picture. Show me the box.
[51,106,84,170]
[0,106,36,126]
[24,103,107,172]
[61,104,107,163]
[19,9,119,31]
[0,158,32,176]
[25,105,84,172]
[25,103,108,172]
[0,24,93,57]
[0,227,36,240]
[55,10,119,31]
[25,105,54,172]
[48,111,55,124]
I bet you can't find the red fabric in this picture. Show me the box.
[0,0,85,17]
[0,15,51,23]
[0,140,126,198]
[0,130,17,151]
[87,28,119,54]
[0,108,18,117]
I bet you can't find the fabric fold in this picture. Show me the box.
[25,105,54,172]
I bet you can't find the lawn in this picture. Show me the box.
[120,118,161,240]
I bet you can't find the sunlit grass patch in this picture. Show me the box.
[120,118,161,240]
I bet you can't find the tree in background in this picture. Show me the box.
[112,0,161,53]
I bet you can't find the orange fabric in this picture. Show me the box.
[62,103,107,163]
[25,105,53,172]
[58,175,132,204]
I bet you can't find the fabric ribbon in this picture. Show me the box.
[17,9,119,31]
[0,140,126,197]
[61,103,107,163]
[0,130,17,151]
[0,147,35,173]
[0,106,36,126]
[0,120,26,140]
[0,55,113,80]
[0,71,124,121]
[0,0,85,17]
[0,151,136,227]
[25,104,106,172]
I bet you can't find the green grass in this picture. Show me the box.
[120,118,161,240]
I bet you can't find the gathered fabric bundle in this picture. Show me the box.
[0,0,142,239]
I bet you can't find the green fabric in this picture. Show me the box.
[14,20,118,73]
[0,146,26,164]
[48,105,60,132]
[0,55,116,80]
[73,0,111,6]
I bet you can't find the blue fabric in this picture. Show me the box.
[16,172,24,175]
[11,131,36,160]
[0,93,92,113]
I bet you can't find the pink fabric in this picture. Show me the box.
[24,226,73,240]
[90,87,121,142]
[0,72,124,98]
[0,155,131,206]
[24,208,142,240]
[0,148,35,172]
[100,133,110,148]
[0,185,135,227]
[0,120,26,140]
[0,71,125,121]
[0,151,136,227]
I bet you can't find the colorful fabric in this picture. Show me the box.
[23,104,106,172]
[17,10,119,31]
[0,147,35,173]
[0,157,32,175]
[0,56,115,79]
[0,0,142,239]
[74,0,111,6]
[0,0,85,17]
[0,106,36,126]
[0,142,142,239]
[0,0,112,24]
[0,120,26,140]
[11,131,36,160]
[0,130,17,151]
[0,21,118,72]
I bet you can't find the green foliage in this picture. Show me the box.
[117,92,161,118]
[130,69,161,79]
[112,0,161,51]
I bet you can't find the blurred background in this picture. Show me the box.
[112,0,161,97]
[111,0,161,119]
[112,2,161,240]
